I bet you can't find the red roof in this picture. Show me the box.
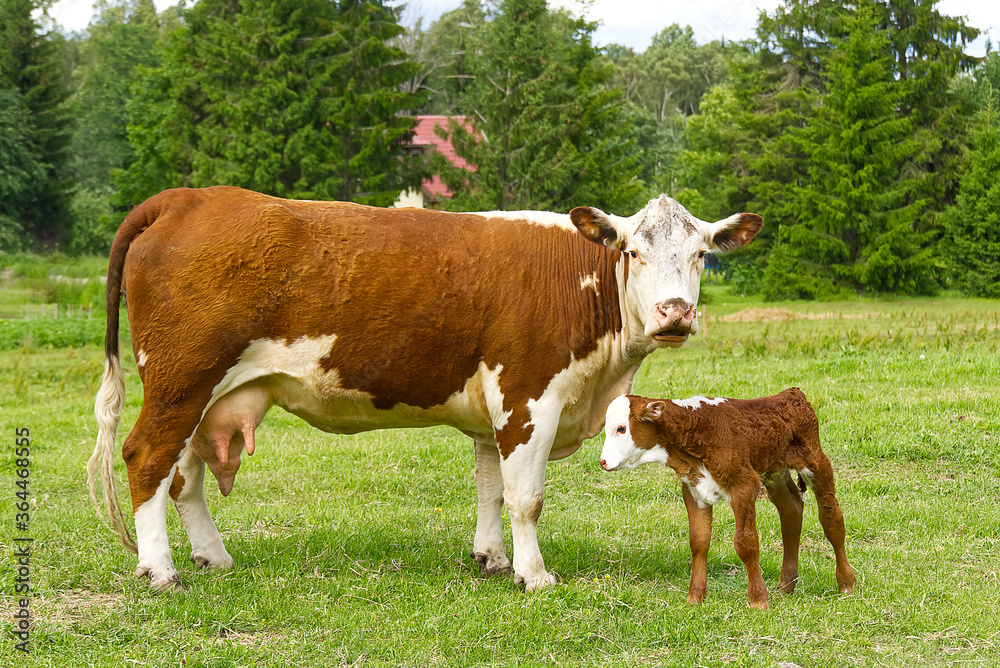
[408,115,475,201]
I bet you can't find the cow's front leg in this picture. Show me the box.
[471,439,511,577]
[496,416,558,592]
[170,445,233,571]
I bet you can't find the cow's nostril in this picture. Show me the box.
[599,459,608,470]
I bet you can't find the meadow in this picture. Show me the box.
[1,260,998,667]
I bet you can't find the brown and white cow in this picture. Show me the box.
[87,185,761,592]
[599,389,856,609]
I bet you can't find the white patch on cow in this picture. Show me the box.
[482,209,578,232]
[479,363,512,430]
[133,462,181,590]
[579,272,600,294]
[598,395,670,471]
[672,396,727,410]
[209,334,342,412]
[136,349,148,368]
[682,466,730,509]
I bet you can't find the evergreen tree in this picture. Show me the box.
[0,88,45,250]
[436,0,643,213]
[762,0,935,299]
[400,0,485,114]
[117,0,424,207]
[69,0,161,191]
[0,0,73,247]
[942,92,1000,298]
[66,0,162,253]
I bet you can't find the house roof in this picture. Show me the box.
[408,115,475,201]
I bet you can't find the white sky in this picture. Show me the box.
[43,0,996,56]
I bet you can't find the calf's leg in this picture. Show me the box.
[730,482,768,610]
[471,439,511,576]
[804,457,856,594]
[682,483,713,605]
[763,470,805,594]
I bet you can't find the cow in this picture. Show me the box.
[599,389,856,609]
[87,185,761,592]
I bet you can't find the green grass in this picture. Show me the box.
[2,289,999,666]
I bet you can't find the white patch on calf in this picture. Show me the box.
[682,466,730,509]
[136,349,148,368]
[672,396,727,410]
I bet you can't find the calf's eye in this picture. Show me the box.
[629,250,638,260]
[616,425,627,434]
[697,250,707,260]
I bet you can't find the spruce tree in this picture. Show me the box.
[0,0,73,247]
[117,0,423,207]
[436,0,643,213]
[942,96,1000,298]
[762,0,935,298]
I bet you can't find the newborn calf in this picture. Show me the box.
[600,388,855,609]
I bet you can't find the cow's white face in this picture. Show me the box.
[571,196,761,348]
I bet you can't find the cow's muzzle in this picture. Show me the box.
[650,299,696,345]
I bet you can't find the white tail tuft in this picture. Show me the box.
[87,355,138,553]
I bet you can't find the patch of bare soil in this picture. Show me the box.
[717,307,880,322]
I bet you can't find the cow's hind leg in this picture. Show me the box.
[471,439,512,577]
[123,403,203,592]
[763,469,805,594]
[803,456,856,594]
[170,446,233,571]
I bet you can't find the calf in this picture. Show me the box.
[599,389,855,609]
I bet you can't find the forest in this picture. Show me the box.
[1,0,999,299]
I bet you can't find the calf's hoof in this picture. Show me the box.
[778,578,798,595]
[514,570,557,592]
[472,550,512,578]
[748,597,770,611]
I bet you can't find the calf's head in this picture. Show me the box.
[599,395,674,471]
[571,196,761,347]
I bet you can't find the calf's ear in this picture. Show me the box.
[571,207,623,250]
[639,400,666,422]
[709,213,762,252]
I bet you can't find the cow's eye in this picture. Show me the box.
[616,425,627,434]
[628,250,638,260]
[697,250,707,260]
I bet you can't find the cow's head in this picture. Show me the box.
[571,196,761,348]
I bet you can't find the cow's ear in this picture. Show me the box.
[639,401,665,422]
[709,213,762,252]
[571,207,622,249]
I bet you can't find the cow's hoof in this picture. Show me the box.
[135,564,184,593]
[191,549,234,571]
[514,570,557,592]
[472,551,512,578]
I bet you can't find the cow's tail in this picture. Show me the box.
[87,198,163,554]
